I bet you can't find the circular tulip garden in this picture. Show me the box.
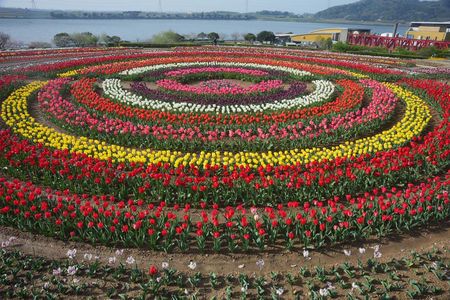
[0,46,449,298]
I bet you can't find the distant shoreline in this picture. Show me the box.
[0,16,409,26]
[0,7,413,26]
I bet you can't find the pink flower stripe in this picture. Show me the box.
[165,67,269,77]
[156,79,283,95]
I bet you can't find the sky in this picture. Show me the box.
[0,0,361,14]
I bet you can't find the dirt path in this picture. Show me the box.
[1,224,448,275]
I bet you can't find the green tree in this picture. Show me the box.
[244,33,256,43]
[110,36,122,44]
[53,33,74,47]
[103,35,122,45]
[256,31,275,43]
[208,32,220,40]
[197,32,208,39]
[151,31,185,44]
[315,37,333,50]
[71,32,99,47]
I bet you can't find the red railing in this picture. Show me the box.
[347,33,450,51]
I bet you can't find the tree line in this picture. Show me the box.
[52,31,278,47]
[0,30,278,50]
[53,32,122,47]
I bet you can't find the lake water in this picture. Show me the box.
[0,19,409,44]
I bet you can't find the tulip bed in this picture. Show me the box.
[0,46,448,258]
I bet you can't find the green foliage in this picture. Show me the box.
[53,32,101,47]
[331,41,440,59]
[197,32,208,39]
[71,32,99,47]
[102,35,122,46]
[315,0,450,22]
[150,31,185,44]
[257,31,275,43]
[244,33,256,42]
[315,37,333,50]
[208,32,220,40]
[53,33,74,47]
[416,46,449,58]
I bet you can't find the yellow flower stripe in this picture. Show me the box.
[58,70,79,78]
[1,82,431,169]
[348,71,369,79]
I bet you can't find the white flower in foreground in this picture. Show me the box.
[43,282,50,289]
[108,256,116,264]
[303,249,311,260]
[126,256,135,265]
[162,262,169,269]
[83,253,92,261]
[275,287,284,296]
[370,245,382,258]
[351,282,360,292]
[374,251,382,259]
[188,261,197,270]
[66,249,77,259]
[67,266,78,276]
[358,247,366,254]
[344,249,352,256]
[1,241,10,248]
[319,288,330,296]
[256,259,265,270]
[115,249,124,256]
[52,267,62,276]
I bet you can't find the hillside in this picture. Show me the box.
[315,0,450,22]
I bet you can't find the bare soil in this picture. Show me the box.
[1,224,448,276]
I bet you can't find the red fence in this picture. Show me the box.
[347,34,450,51]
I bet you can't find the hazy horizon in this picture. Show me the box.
[0,0,360,14]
